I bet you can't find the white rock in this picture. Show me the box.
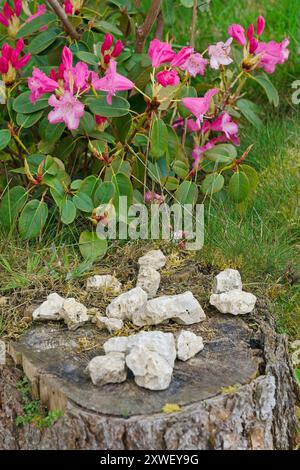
[103,336,130,354]
[87,353,127,385]
[103,331,176,366]
[32,293,65,321]
[136,266,160,298]
[212,269,242,294]
[128,331,176,366]
[132,291,206,326]
[176,330,204,361]
[126,346,173,391]
[210,289,257,315]
[138,250,166,270]
[96,315,123,333]
[106,287,147,320]
[86,275,121,293]
[59,298,89,330]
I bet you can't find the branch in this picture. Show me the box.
[46,0,80,40]
[135,0,161,53]
[154,12,164,40]
[190,0,198,48]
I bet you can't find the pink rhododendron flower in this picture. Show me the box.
[0,39,30,83]
[255,38,289,74]
[192,140,216,168]
[64,0,74,15]
[100,34,123,66]
[144,191,164,204]
[95,115,107,125]
[156,69,180,87]
[28,67,58,103]
[247,23,254,41]
[101,34,114,54]
[171,46,193,67]
[181,89,219,124]
[64,0,83,14]
[249,38,259,54]
[210,112,239,139]
[228,24,246,46]
[257,16,265,36]
[208,38,233,69]
[93,60,134,104]
[0,0,22,36]
[180,52,208,77]
[48,91,84,130]
[25,4,46,23]
[148,39,176,67]
[173,118,201,133]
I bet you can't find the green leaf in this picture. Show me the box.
[112,115,132,143]
[151,117,168,159]
[13,91,49,114]
[93,20,123,36]
[86,95,130,117]
[61,198,77,225]
[0,186,28,232]
[162,0,175,25]
[73,193,94,212]
[205,144,237,163]
[39,118,65,142]
[147,161,162,183]
[76,51,99,65]
[78,111,95,134]
[0,129,11,151]
[28,28,61,54]
[201,173,224,194]
[252,74,279,107]
[228,171,250,203]
[112,172,133,210]
[16,111,43,128]
[237,99,263,128]
[16,12,57,38]
[174,181,198,206]
[18,200,48,239]
[179,0,194,6]
[94,181,115,206]
[173,160,189,179]
[239,164,259,191]
[294,368,300,387]
[78,175,99,197]
[105,159,131,181]
[79,230,108,260]
[164,176,179,191]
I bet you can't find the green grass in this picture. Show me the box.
[0,0,299,339]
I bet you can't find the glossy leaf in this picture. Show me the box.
[228,171,250,203]
[18,200,48,239]
[79,230,108,260]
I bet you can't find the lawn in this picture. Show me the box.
[0,0,299,340]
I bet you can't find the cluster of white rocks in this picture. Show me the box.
[87,329,204,390]
[31,251,257,391]
[32,293,89,331]
[209,269,257,315]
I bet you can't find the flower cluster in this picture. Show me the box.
[28,46,134,130]
[100,33,123,68]
[0,1,45,36]
[64,0,84,15]
[229,15,289,74]
[0,39,30,84]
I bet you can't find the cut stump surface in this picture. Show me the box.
[0,308,298,450]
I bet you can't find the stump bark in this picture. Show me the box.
[0,309,298,450]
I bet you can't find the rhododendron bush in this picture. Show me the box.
[0,1,289,259]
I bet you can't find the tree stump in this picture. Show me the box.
[0,309,298,450]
